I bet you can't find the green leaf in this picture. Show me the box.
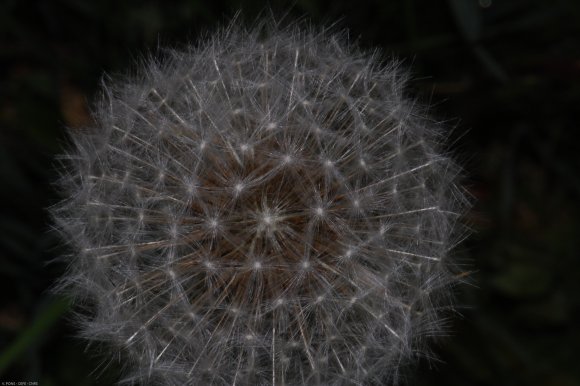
[0,297,70,376]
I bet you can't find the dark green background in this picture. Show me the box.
[1,0,579,385]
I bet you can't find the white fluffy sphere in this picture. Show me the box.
[52,19,468,386]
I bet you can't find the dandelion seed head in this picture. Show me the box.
[52,16,469,386]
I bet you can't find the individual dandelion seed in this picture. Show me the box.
[51,16,470,386]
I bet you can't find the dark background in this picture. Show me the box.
[1,0,579,385]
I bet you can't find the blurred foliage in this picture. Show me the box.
[1,0,579,385]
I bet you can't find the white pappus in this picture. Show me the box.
[51,16,470,386]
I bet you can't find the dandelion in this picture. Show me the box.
[52,17,469,386]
